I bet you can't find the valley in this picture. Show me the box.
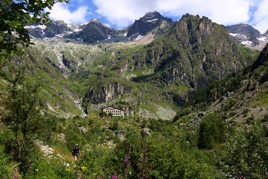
[0,9,267,178]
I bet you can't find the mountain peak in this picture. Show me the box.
[226,23,261,47]
[144,11,162,17]
[127,11,172,37]
[90,18,101,23]
[180,14,211,23]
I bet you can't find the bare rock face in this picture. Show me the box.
[83,82,130,105]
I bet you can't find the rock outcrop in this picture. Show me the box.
[83,82,130,105]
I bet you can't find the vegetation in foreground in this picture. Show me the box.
[0,111,267,178]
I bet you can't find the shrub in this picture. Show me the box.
[222,124,268,178]
[198,113,226,149]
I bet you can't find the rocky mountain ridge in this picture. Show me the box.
[226,24,268,50]
[26,12,268,50]
[26,11,173,44]
[116,14,257,89]
[127,11,172,40]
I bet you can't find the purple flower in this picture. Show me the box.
[124,155,130,164]
[111,175,118,179]
[29,165,32,169]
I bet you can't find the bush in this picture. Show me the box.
[222,124,268,178]
[0,145,12,177]
[198,113,226,149]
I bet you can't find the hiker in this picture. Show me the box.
[72,144,80,161]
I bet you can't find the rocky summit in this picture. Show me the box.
[127,11,172,39]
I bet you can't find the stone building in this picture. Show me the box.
[103,107,125,117]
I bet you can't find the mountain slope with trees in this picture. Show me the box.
[0,2,267,177]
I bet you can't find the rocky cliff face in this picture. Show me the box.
[126,14,257,89]
[83,82,130,106]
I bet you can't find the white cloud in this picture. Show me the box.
[253,0,268,33]
[49,3,88,24]
[93,0,253,28]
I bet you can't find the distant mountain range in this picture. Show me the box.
[25,11,173,44]
[25,12,268,50]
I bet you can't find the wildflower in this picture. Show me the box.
[29,165,32,169]
[35,168,39,172]
[111,176,118,179]
[66,168,71,172]
[124,155,130,164]
[81,166,87,172]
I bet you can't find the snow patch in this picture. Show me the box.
[55,34,64,38]
[135,35,144,41]
[241,41,253,46]
[147,18,159,23]
[74,28,82,32]
[229,33,239,37]
[257,36,267,41]
[229,33,247,39]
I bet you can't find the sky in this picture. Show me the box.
[48,0,268,33]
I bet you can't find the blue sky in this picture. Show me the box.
[48,0,268,33]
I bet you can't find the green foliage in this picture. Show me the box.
[0,145,12,177]
[222,124,268,178]
[107,129,221,178]
[223,98,237,111]
[1,67,45,171]
[198,113,226,149]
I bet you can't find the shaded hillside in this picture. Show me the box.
[190,43,267,105]
[177,43,268,130]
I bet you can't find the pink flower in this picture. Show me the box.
[111,176,117,179]
[124,156,130,164]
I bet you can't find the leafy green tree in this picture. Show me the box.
[0,0,68,62]
[198,113,225,149]
[2,67,44,171]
